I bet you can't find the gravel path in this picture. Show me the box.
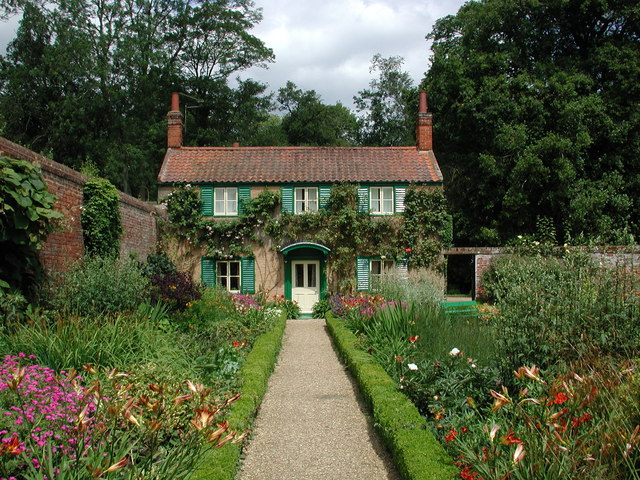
[238,318,400,480]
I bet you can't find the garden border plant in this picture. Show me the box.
[326,313,457,480]
[190,311,287,480]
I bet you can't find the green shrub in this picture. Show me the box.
[311,298,331,318]
[50,255,149,315]
[144,251,177,276]
[0,156,62,294]
[482,252,640,376]
[376,268,445,309]
[81,177,122,257]
[3,303,192,373]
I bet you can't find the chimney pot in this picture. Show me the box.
[167,92,183,148]
[419,91,428,113]
[416,90,433,151]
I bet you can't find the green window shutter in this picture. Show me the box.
[200,186,213,216]
[395,185,407,214]
[241,257,255,294]
[396,258,409,280]
[281,185,293,214]
[357,186,369,213]
[356,256,370,291]
[319,185,331,209]
[238,185,251,215]
[201,257,215,287]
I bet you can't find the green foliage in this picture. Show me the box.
[2,303,188,373]
[376,268,445,309]
[425,0,640,245]
[0,156,62,293]
[143,251,177,276]
[354,54,417,146]
[481,252,640,377]
[150,271,202,311]
[311,298,331,319]
[50,255,149,315]
[81,178,122,257]
[326,314,458,480]
[277,81,359,146]
[165,185,202,231]
[401,188,452,270]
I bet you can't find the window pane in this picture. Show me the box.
[214,200,226,215]
[383,198,393,213]
[227,199,237,215]
[226,188,237,201]
[295,188,305,201]
[383,187,393,200]
[230,261,240,276]
[307,188,317,201]
[308,264,317,288]
[230,276,240,291]
[370,260,381,275]
[219,277,228,289]
[217,262,227,276]
[295,264,304,287]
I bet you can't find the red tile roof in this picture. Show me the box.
[158,146,442,184]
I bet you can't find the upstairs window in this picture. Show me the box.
[370,187,394,215]
[294,187,319,214]
[214,187,238,216]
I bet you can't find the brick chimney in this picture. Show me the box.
[167,92,183,148]
[416,91,433,151]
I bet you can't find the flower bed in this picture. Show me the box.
[329,253,640,479]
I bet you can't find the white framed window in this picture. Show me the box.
[370,259,396,287]
[216,260,241,292]
[214,187,238,216]
[294,187,318,214]
[370,187,394,215]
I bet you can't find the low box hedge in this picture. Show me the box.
[190,313,287,480]
[326,313,457,480]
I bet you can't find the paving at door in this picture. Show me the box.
[238,318,400,480]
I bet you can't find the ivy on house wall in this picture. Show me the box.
[81,178,123,257]
[163,183,451,292]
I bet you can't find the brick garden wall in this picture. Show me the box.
[0,137,157,276]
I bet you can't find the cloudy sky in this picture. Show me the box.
[0,0,468,109]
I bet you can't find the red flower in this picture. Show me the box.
[553,392,568,404]
[232,341,242,348]
[408,335,419,343]
[0,435,24,455]
[445,429,458,442]
[461,427,468,434]
[501,431,523,445]
[405,247,412,253]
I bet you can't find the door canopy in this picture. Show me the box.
[281,242,331,256]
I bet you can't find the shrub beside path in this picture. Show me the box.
[238,318,401,480]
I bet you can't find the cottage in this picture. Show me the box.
[157,92,444,314]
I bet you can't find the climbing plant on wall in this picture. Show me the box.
[81,178,122,257]
[164,183,451,292]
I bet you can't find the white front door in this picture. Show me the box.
[291,260,320,314]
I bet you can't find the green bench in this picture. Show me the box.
[441,300,480,318]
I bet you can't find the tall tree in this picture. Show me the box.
[425,0,640,245]
[0,0,274,197]
[354,54,417,146]
[277,81,358,146]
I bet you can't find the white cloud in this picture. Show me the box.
[239,0,467,108]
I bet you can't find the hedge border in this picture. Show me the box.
[190,314,287,480]
[326,313,457,480]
